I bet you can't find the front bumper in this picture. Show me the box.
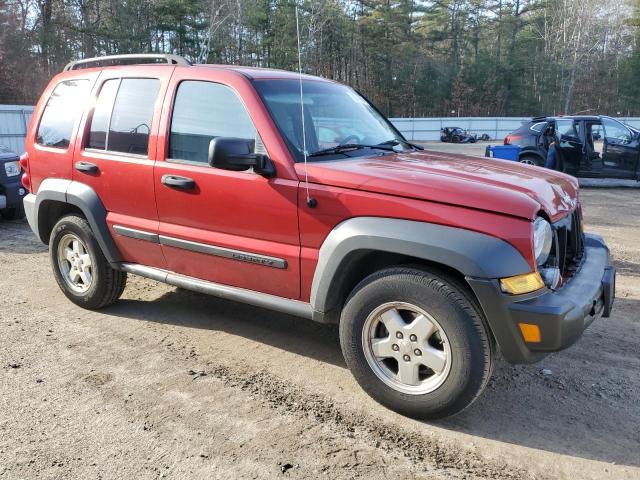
[468,234,615,364]
[0,176,26,210]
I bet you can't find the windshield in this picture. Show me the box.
[253,79,411,161]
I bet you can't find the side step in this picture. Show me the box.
[119,263,313,320]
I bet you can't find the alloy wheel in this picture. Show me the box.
[362,302,452,395]
[57,233,93,293]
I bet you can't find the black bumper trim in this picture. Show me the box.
[0,177,25,210]
[468,234,615,364]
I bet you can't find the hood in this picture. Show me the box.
[295,150,579,222]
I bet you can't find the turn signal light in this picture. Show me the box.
[19,152,29,171]
[518,323,542,343]
[504,134,522,145]
[19,153,31,192]
[500,272,545,295]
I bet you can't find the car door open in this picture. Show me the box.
[555,119,583,176]
[601,117,640,178]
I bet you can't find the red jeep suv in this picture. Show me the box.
[21,54,615,419]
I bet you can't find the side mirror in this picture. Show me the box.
[208,137,275,177]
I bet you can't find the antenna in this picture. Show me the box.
[296,5,317,208]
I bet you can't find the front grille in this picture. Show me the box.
[553,208,585,280]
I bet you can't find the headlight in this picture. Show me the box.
[533,217,553,266]
[3,161,21,177]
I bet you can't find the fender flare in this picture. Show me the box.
[310,217,532,318]
[29,178,122,264]
[518,149,545,163]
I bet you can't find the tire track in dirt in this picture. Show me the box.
[190,362,538,480]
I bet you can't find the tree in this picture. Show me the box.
[0,0,639,117]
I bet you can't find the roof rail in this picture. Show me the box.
[63,54,191,71]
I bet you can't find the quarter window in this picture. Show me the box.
[530,122,547,132]
[88,78,160,155]
[37,80,90,149]
[169,81,257,163]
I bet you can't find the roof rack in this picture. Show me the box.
[63,54,191,71]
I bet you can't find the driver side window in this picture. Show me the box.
[602,118,631,143]
[169,81,258,163]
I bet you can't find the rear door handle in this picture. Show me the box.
[161,174,196,190]
[75,161,99,174]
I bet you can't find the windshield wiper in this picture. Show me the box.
[308,143,396,157]
[377,139,424,151]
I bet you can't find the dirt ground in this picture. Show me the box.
[1,188,639,480]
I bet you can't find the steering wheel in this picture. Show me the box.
[339,134,360,146]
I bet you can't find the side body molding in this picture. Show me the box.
[27,178,122,264]
[310,217,532,320]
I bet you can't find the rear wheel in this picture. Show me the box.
[519,155,543,167]
[50,214,127,309]
[340,267,495,419]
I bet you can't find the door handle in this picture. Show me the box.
[75,161,99,174]
[161,174,196,190]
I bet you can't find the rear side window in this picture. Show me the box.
[530,122,547,132]
[556,119,579,139]
[169,81,257,163]
[88,78,160,156]
[88,79,119,150]
[37,80,90,149]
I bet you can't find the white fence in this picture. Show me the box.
[2,106,640,151]
[389,117,640,142]
[0,105,34,153]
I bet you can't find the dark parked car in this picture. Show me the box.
[440,127,477,143]
[504,115,640,179]
[0,146,26,220]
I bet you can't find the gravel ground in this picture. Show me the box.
[0,189,639,480]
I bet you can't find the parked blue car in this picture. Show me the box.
[0,146,26,220]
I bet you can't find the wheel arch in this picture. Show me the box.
[310,217,531,324]
[29,179,122,264]
[518,149,545,164]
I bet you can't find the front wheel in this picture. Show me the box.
[1,204,25,220]
[340,267,495,419]
[49,214,127,310]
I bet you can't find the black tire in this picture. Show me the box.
[519,155,543,167]
[49,214,127,310]
[1,203,25,220]
[339,266,495,420]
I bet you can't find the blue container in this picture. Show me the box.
[485,145,521,162]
